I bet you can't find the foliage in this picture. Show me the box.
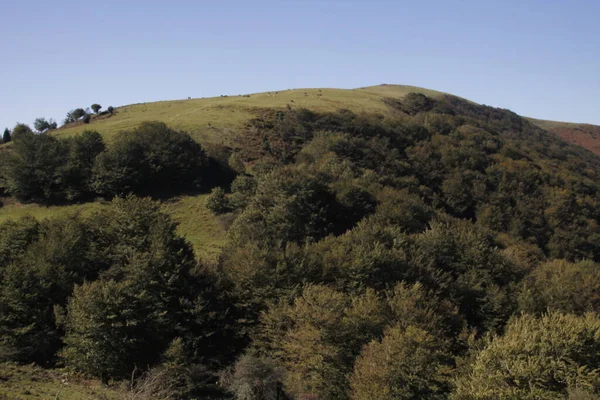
[350,325,452,400]
[33,117,57,133]
[2,128,10,143]
[4,130,70,202]
[453,312,600,399]
[4,130,105,202]
[206,187,231,214]
[91,104,102,114]
[518,259,600,314]
[107,105,114,114]
[220,352,282,400]
[3,88,600,397]
[92,121,208,197]
[11,123,33,138]
[61,279,152,382]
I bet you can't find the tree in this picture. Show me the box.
[453,312,600,399]
[350,325,453,400]
[72,108,86,120]
[107,106,114,115]
[11,123,33,138]
[5,130,70,202]
[220,352,282,400]
[82,114,91,124]
[33,117,57,133]
[92,121,208,197]
[62,130,106,200]
[0,214,104,364]
[518,260,600,315]
[2,128,11,143]
[227,168,338,248]
[61,279,153,382]
[91,104,102,114]
[258,285,388,400]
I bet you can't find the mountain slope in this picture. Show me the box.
[3,84,600,399]
[528,117,600,155]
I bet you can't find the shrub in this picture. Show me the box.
[206,187,231,214]
[91,104,102,114]
[107,106,114,114]
[82,114,91,124]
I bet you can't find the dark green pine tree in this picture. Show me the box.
[3,128,11,143]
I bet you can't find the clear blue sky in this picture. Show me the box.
[1,0,599,131]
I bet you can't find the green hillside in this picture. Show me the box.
[54,85,447,143]
[2,85,600,399]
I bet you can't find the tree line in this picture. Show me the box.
[0,121,213,203]
[2,103,115,144]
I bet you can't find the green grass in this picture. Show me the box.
[0,195,227,261]
[162,194,227,262]
[53,85,449,144]
[0,363,125,400]
[0,199,108,223]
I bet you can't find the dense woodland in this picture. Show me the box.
[1,93,600,399]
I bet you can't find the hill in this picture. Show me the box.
[528,117,600,155]
[2,85,600,399]
[53,85,448,144]
[54,84,600,156]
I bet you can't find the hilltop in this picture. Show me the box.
[53,84,600,155]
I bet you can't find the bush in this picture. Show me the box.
[206,187,231,214]
[107,106,114,114]
[82,114,91,124]
[91,104,102,114]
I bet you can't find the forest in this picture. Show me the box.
[1,92,600,399]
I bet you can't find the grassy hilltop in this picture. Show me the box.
[55,84,600,153]
[54,85,447,143]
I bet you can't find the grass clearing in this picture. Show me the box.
[0,363,125,400]
[0,194,227,260]
[162,194,227,262]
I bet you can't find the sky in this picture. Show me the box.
[1,0,599,131]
